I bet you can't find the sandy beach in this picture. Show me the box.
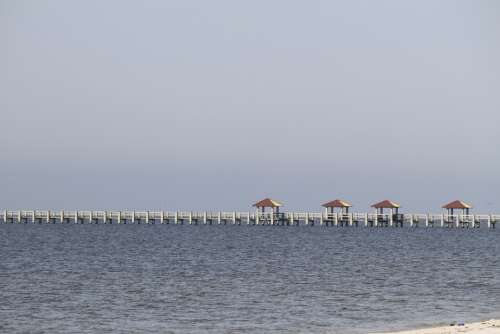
[373,319,500,334]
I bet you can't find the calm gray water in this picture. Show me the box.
[1,225,499,334]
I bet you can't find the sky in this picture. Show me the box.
[1,0,500,212]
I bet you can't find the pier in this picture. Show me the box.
[1,211,499,228]
[1,198,498,228]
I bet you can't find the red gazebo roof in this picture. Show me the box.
[253,198,282,208]
[442,200,472,209]
[371,200,400,209]
[322,199,352,208]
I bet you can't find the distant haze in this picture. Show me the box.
[2,1,499,212]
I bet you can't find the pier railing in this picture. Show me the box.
[1,210,498,228]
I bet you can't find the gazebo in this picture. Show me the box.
[253,198,282,213]
[253,198,284,225]
[442,200,473,227]
[371,200,403,227]
[322,199,351,214]
[322,199,352,226]
[371,200,400,214]
[442,200,472,215]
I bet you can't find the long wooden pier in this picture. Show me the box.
[1,210,499,228]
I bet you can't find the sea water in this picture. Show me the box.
[1,224,499,334]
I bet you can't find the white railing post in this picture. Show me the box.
[232,212,236,225]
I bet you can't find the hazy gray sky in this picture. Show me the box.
[2,0,499,212]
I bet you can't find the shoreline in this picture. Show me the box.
[371,319,500,334]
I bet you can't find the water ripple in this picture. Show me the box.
[0,225,499,333]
